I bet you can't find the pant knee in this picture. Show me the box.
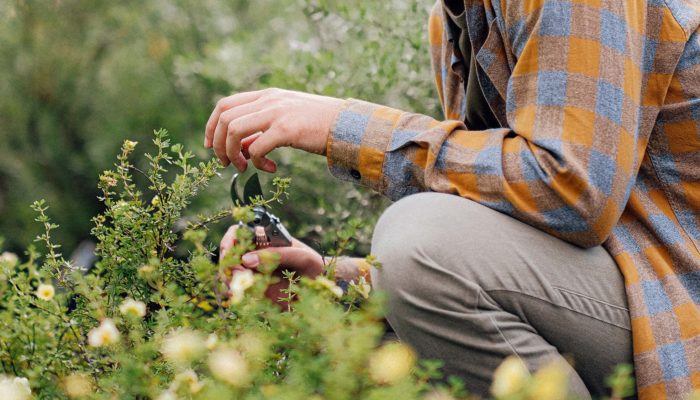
[370,193,439,298]
[370,193,483,312]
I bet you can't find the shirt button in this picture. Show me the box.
[350,169,361,180]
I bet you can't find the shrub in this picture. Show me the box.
[0,131,466,399]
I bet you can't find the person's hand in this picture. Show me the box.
[204,88,345,172]
[219,225,325,307]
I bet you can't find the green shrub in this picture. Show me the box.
[0,131,459,399]
[0,0,438,255]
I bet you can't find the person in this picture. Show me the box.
[207,1,700,399]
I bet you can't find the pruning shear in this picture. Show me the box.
[230,172,293,248]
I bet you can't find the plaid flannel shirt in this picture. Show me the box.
[326,0,700,398]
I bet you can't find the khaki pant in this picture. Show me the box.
[371,193,633,399]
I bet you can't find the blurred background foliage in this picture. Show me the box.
[0,0,440,258]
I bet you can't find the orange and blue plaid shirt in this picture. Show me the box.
[326,0,700,398]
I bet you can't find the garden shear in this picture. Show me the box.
[230,172,293,248]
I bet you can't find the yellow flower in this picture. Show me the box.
[229,269,255,305]
[0,375,32,400]
[491,356,530,398]
[161,329,206,366]
[689,390,700,400]
[119,298,146,318]
[368,342,416,385]
[527,360,570,400]
[62,374,92,398]
[208,348,250,387]
[36,283,55,301]
[87,319,120,347]
[0,252,19,266]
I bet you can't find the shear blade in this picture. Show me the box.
[230,172,264,206]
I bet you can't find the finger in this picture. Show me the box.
[225,110,276,171]
[241,132,263,159]
[214,105,264,169]
[205,90,268,148]
[247,127,291,173]
[212,115,231,166]
[220,225,239,259]
[242,247,323,276]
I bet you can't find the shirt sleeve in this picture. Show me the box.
[326,0,659,248]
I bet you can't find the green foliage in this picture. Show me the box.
[0,0,438,255]
[0,131,455,399]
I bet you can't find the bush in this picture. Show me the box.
[0,0,438,256]
[0,131,459,399]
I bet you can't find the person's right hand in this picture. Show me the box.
[204,88,344,172]
[220,225,325,308]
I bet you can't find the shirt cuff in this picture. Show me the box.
[326,99,403,194]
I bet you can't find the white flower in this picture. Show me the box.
[368,342,416,385]
[490,356,530,399]
[36,283,55,301]
[229,269,255,304]
[208,348,250,387]
[119,298,146,318]
[205,333,218,350]
[0,252,18,266]
[161,329,206,366]
[87,319,120,347]
[0,375,31,400]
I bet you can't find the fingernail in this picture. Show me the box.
[242,253,259,267]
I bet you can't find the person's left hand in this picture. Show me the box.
[219,225,325,307]
[204,88,345,172]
